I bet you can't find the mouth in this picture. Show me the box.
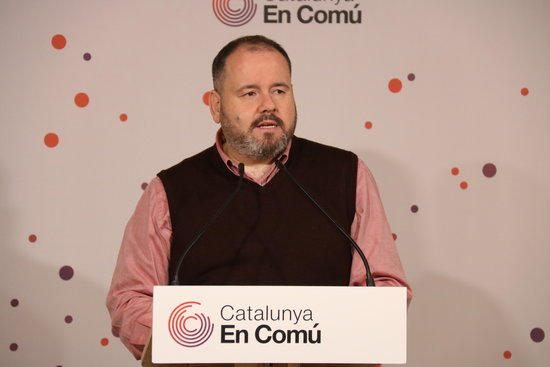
[256,121,279,129]
[252,114,284,130]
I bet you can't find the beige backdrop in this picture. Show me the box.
[1,0,549,366]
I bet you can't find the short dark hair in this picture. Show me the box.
[212,35,292,91]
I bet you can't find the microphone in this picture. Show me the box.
[275,160,375,287]
[170,163,245,285]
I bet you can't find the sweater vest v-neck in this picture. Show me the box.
[158,137,358,286]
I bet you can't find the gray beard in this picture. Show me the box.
[220,112,296,161]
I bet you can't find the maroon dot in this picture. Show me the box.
[411,205,419,213]
[83,53,91,61]
[10,343,18,351]
[59,266,74,281]
[407,73,415,81]
[530,328,545,343]
[482,163,497,178]
[64,315,73,324]
[10,299,19,307]
[28,234,37,243]
[141,182,148,190]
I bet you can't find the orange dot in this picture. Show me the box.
[451,167,460,176]
[388,78,403,93]
[521,88,529,96]
[28,234,37,243]
[202,91,211,106]
[392,233,397,241]
[74,93,89,108]
[44,133,59,148]
[503,350,512,359]
[51,34,66,50]
[364,121,373,129]
[119,113,128,122]
[460,181,468,190]
[100,337,109,346]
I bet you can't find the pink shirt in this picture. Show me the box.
[106,133,412,359]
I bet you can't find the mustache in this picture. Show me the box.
[251,113,285,128]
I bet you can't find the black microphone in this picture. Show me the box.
[170,163,245,285]
[275,160,375,287]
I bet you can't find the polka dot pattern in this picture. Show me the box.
[44,133,59,148]
[388,78,402,93]
[530,328,545,343]
[74,92,89,108]
[51,34,66,50]
[482,163,497,178]
[59,266,74,281]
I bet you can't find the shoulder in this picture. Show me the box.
[291,136,358,166]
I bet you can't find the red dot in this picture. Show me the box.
[520,88,529,96]
[74,93,89,108]
[44,133,59,148]
[202,91,211,106]
[503,350,512,359]
[28,234,37,243]
[100,338,109,346]
[119,113,128,122]
[460,181,468,190]
[392,233,397,241]
[388,78,403,93]
[451,167,460,176]
[364,121,373,129]
[51,34,66,50]
[10,343,18,351]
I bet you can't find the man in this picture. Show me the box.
[106,35,411,361]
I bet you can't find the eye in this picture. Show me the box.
[274,89,286,95]
[242,91,256,97]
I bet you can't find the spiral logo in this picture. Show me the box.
[212,0,257,27]
[168,301,214,348]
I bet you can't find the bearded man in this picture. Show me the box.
[107,35,411,362]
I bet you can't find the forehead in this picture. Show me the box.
[223,46,291,81]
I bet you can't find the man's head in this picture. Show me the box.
[212,35,292,93]
[209,35,297,165]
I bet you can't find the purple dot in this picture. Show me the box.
[141,182,148,190]
[83,53,91,61]
[410,205,419,213]
[59,266,74,281]
[10,299,19,307]
[10,343,18,351]
[64,315,73,324]
[530,328,545,343]
[482,163,497,178]
[407,73,415,81]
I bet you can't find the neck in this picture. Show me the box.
[222,142,276,180]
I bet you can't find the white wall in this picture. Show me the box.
[1,0,548,366]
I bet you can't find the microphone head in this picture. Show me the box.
[238,162,245,177]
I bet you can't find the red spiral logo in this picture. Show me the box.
[168,301,214,348]
[212,0,257,27]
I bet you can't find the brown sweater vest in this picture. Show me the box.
[158,137,357,286]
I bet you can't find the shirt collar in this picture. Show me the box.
[214,128,292,185]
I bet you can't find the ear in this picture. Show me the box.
[209,90,221,124]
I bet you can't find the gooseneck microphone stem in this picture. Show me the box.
[275,160,375,287]
[170,163,245,286]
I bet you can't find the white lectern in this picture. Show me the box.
[144,286,406,366]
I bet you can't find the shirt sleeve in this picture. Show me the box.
[349,159,413,305]
[105,177,172,359]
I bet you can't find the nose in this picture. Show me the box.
[259,93,276,113]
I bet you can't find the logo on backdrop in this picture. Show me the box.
[212,0,258,27]
[168,301,214,347]
[212,0,362,26]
